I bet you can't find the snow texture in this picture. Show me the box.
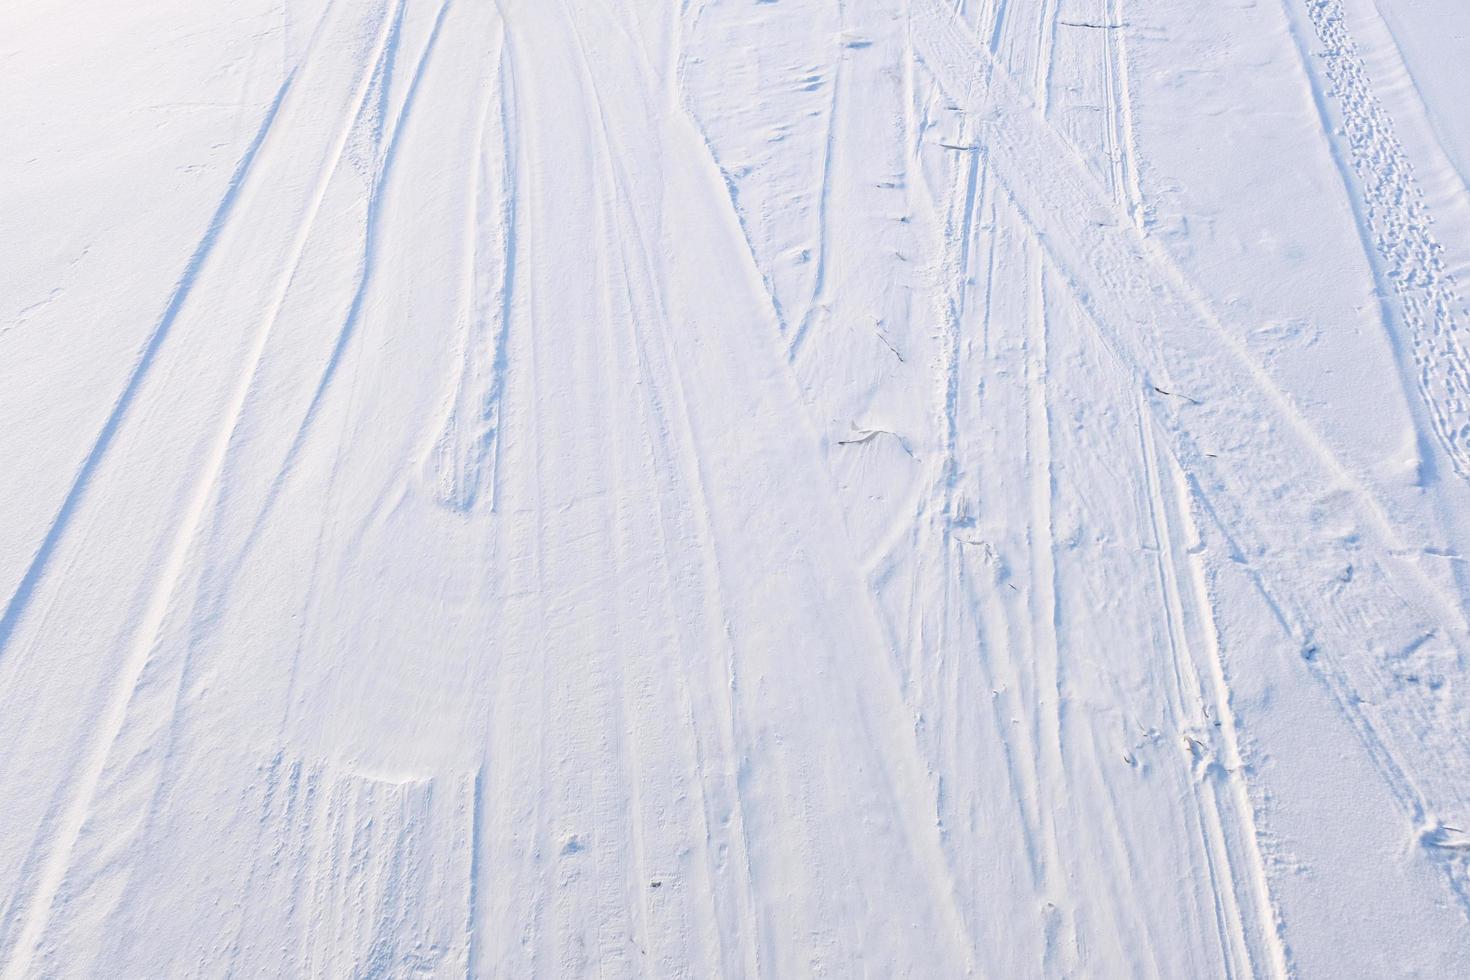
[2,0,1470,976]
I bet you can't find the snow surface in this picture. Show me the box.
[2,0,1470,975]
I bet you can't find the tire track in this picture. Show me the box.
[1283,0,1470,483]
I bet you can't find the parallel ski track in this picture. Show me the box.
[0,0,407,972]
[913,0,1470,933]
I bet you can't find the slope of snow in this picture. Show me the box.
[1,0,1469,976]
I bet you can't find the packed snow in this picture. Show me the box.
[2,0,1470,975]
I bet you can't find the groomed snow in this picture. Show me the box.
[2,0,1469,976]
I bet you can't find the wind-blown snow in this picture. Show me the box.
[2,0,1470,976]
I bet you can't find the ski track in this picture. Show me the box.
[2,0,1470,976]
[917,0,1470,952]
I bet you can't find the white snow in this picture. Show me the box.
[2,0,1470,976]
